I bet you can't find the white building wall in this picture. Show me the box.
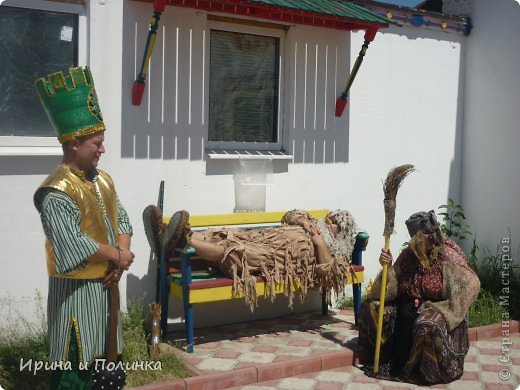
[0,1,466,328]
[348,24,465,295]
[461,0,520,259]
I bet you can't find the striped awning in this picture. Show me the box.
[135,0,394,31]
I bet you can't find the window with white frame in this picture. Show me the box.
[207,24,283,151]
[0,0,86,154]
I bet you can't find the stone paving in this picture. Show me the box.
[229,339,520,389]
[174,310,361,376]
[133,309,520,389]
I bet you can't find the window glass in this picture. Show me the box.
[0,6,78,137]
[209,30,279,143]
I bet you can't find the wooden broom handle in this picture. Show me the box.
[106,281,119,363]
[373,235,391,374]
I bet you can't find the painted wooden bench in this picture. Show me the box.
[159,210,369,353]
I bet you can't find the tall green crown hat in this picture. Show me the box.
[35,66,105,144]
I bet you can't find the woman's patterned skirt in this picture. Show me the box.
[358,299,469,384]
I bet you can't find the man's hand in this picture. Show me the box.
[103,264,123,287]
[310,229,333,266]
[300,219,319,236]
[88,242,134,270]
[310,229,324,245]
[104,246,134,287]
[308,223,320,236]
[117,247,135,270]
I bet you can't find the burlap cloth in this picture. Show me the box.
[200,223,352,311]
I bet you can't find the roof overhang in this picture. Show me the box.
[133,0,391,31]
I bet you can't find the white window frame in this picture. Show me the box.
[0,0,87,156]
[205,19,285,152]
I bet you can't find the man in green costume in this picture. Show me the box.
[33,66,134,389]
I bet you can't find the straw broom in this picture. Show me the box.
[373,164,415,374]
[142,181,165,359]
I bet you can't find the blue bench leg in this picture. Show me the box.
[159,250,169,335]
[352,283,361,326]
[184,297,194,353]
[321,288,328,315]
[352,232,368,326]
[180,253,194,353]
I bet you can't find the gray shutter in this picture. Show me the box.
[209,30,279,143]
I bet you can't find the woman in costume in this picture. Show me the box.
[160,209,358,310]
[358,210,480,384]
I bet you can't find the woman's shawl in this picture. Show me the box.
[368,238,480,331]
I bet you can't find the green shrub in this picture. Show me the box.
[122,297,192,387]
[0,293,50,390]
[438,200,520,321]
[337,295,355,309]
[468,288,504,327]
[0,331,50,390]
[468,239,520,321]
[336,289,368,310]
[438,198,471,243]
[0,294,192,390]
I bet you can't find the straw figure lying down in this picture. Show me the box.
[143,208,359,311]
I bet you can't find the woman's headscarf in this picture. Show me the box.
[406,210,444,267]
[405,210,440,236]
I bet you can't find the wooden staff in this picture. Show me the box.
[95,261,126,390]
[106,281,120,363]
[373,164,415,374]
[142,182,165,358]
[151,181,164,359]
[132,0,167,106]
[155,181,165,302]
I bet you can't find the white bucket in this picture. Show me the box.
[233,160,272,212]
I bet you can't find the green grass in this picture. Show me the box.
[336,295,360,310]
[0,294,50,390]
[468,288,504,328]
[122,298,192,387]
[0,295,192,390]
[469,239,520,321]
[336,288,369,310]
[0,331,50,390]
[337,296,355,309]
